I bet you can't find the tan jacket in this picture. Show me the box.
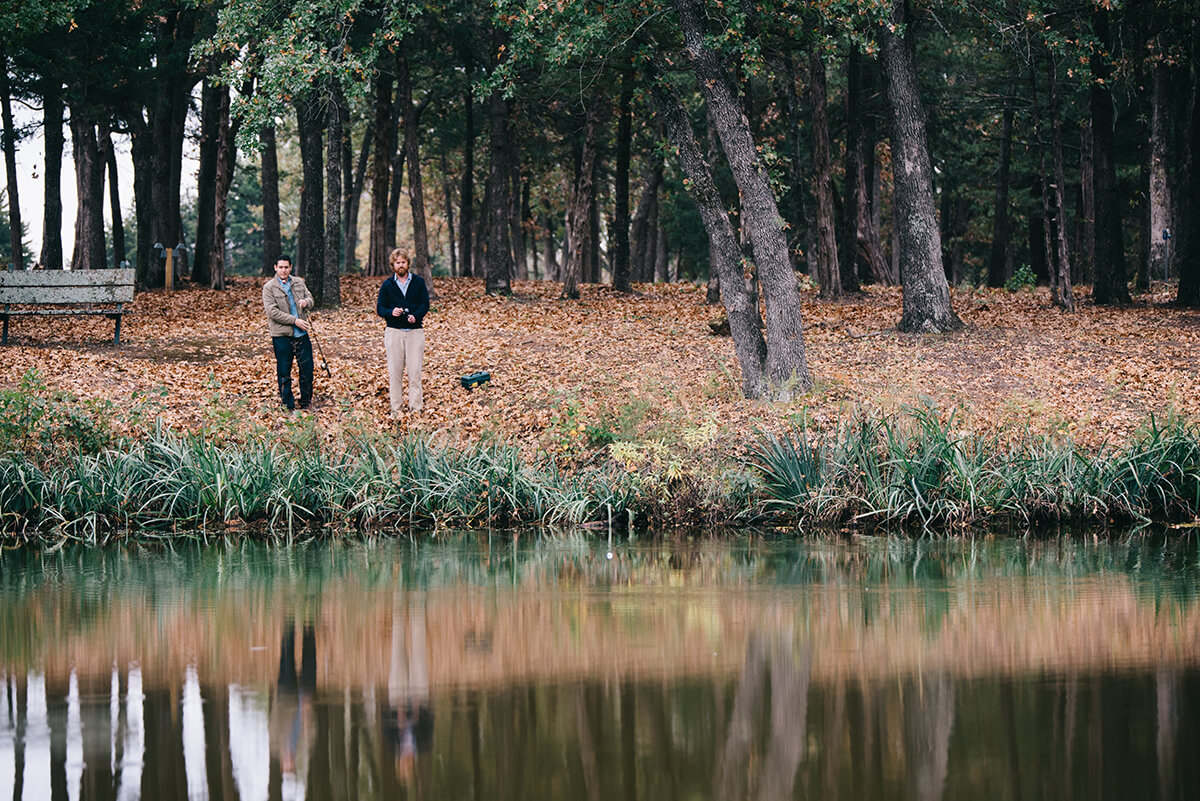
[263,276,314,337]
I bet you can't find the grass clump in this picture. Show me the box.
[749,408,1200,532]
[1,376,1199,540]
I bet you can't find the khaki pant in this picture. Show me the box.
[384,327,425,413]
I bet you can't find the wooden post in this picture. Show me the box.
[165,248,174,293]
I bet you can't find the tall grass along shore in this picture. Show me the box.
[1,374,1198,541]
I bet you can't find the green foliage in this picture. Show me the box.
[0,371,116,462]
[749,407,1200,532]
[1005,265,1037,292]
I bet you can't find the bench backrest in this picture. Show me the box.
[0,268,136,305]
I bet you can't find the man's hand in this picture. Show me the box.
[392,307,405,317]
[299,298,313,310]
[295,318,312,332]
[407,314,416,324]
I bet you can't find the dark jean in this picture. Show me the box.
[272,334,313,410]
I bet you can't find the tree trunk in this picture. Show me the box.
[808,48,843,297]
[261,124,281,276]
[1090,9,1130,305]
[589,165,603,283]
[105,130,125,267]
[193,77,222,286]
[1149,62,1172,285]
[987,89,1015,287]
[879,0,962,332]
[485,87,513,296]
[40,85,64,270]
[0,47,23,270]
[343,120,372,274]
[674,0,813,396]
[1031,67,1056,294]
[127,109,159,285]
[296,96,325,301]
[398,53,433,291]
[208,84,235,291]
[1078,119,1095,286]
[323,82,343,306]
[649,58,767,398]
[441,152,457,276]
[1176,25,1200,307]
[784,54,811,276]
[386,86,404,252]
[654,223,668,283]
[1047,55,1074,310]
[510,125,527,281]
[630,160,662,283]
[460,83,475,278]
[542,213,558,282]
[563,102,602,299]
[1029,177,1049,285]
[369,70,394,276]
[842,49,866,285]
[613,65,634,292]
[68,112,105,270]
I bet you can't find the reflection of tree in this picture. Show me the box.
[904,673,955,801]
[1158,671,1178,801]
[714,633,812,801]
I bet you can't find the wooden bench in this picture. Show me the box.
[0,268,135,345]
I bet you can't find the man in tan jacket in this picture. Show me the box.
[262,256,315,412]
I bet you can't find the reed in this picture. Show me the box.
[749,409,1200,532]
[1,394,1198,539]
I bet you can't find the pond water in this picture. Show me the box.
[2,535,1200,801]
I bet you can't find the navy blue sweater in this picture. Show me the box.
[376,274,430,329]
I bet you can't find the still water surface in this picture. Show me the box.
[2,535,1200,801]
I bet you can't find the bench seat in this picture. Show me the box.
[0,268,135,345]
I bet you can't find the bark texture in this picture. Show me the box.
[808,49,843,297]
[612,65,634,293]
[986,91,1015,287]
[324,84,343,306]
[879,0,962,332]
[399,53,433,291]
[1176,25,1200,307]
[485,87,513,296]
[460,84,475,278]
[563,103,602,300]
[674,0,813,396]
[368,71,395,277]
[343,120,372,274]
[1149,63,1172,283]
[207,84,235,291]
[1089,9,1130,305]
[1,48,23,270]
[260,125,281,276]
[68,112,105,270]
[105,129,124,267]
[193,78,222,286]
[40,86,64,271]
[296,96,325,301]
[649,59,767,399]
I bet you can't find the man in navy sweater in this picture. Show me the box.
[377,248,430,414]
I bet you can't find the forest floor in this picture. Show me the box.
[2,274,1198,456]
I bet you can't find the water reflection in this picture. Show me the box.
[1,537,1200,799]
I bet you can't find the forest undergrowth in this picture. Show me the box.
[1,277,1198,539]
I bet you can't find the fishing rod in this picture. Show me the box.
[307,317,333,378]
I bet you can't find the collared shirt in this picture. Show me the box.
[278,277,304,338]
[395,273,412,295]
